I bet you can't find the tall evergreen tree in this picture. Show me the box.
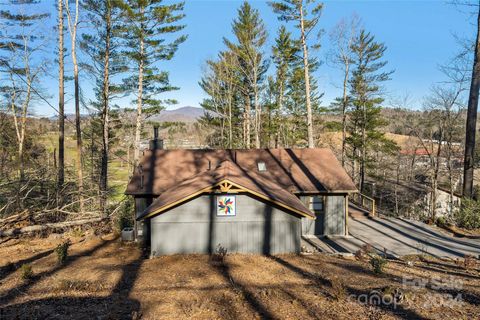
[270,26,299,147]
[346,30,397,192]
[118,0,187,167]
[269,0,323,148]
[224,1,269,148]
[283,54,321,147]
[81,0,126,214]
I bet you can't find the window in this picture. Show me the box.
[309,196,324,214]
[257,161,267,172]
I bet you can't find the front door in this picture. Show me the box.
[300,196,324,236]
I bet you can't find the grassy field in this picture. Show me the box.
[0,234,479,319]
[39,132,130,202]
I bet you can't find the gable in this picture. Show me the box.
[139,174,315,220]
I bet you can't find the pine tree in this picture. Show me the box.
[269,0,323,148]
[270,26,299,147]
[346,30,397,192]
[284,56,321,147]
[224,1,269,148]
[81,0,126,214]
[118,0,187,167]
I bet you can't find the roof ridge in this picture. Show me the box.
[125,147,358,196]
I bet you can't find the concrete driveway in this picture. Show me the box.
[312,217,480,259]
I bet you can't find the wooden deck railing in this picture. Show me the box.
[351,192,376,217]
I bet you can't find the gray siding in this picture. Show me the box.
[300,195,346,236]
[323,195,346,236]
[134,197,154,245]
[149,194,301,255]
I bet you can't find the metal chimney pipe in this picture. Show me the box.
[150,124,163,150]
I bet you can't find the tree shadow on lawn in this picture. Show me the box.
[269,255,429,320]
[412,262,480,280]
[211,260,276,319]
[0,239,145,320]
[394,218,480,250]
[330,258,480,307]
[0,248,54,281]
[367,218,466,258]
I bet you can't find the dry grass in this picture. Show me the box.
[0,235,479,319]
[317,132,416,154]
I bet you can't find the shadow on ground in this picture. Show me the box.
[0,238,144,320]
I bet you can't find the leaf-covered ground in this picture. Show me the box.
[0,234,479,319]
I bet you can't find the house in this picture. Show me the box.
[364,179,462,219]
[125,142,357,256]
[425,186,462,217]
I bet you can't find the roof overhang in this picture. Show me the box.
[139,179,315,220]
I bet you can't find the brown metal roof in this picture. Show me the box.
[126,148,357,196]
[139,159,316,220]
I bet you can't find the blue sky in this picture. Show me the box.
[32,0,477,116]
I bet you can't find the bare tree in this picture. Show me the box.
[0,3,49,182]
[199,51,239,148]
[408,86,464,220]
[58,0,65,190]
[328,14,361,166]
[65,0,84,212]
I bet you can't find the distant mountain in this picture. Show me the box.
[149,106,206,123]
[47,106,206,123]
[48,113,78,121]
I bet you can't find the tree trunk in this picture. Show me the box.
[463,3,480,199]
[254,89,260,148]
[228,89,233,149]
[220,114,225,147]
[66,0,84,213]
[18,77,30,183]
[18,135,24,181]
[299,4,314,149]
[134,24,144,168]
[431,133,443,221]
[431,177,437,221]
[245,94,251,148]
[341,62,349,167]
[360,101,367,193]
[100,1,111,217]
[276,76,285,149]
[0,217,108,238]
[254,68,261,148]
[58,0,65,190]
